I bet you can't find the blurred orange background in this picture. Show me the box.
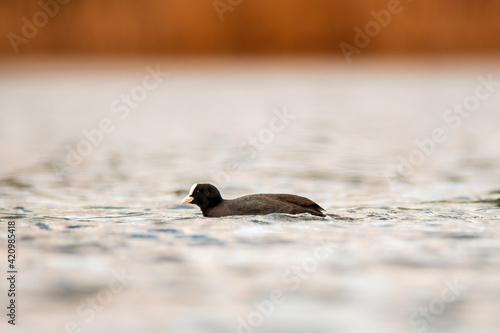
[1,0,499,56]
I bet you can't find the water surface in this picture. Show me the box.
[0,59,499,333]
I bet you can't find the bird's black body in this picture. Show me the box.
[181,184,325,217]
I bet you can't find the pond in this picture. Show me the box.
[0,58,499,333]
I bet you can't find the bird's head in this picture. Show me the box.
[180,183,222,210]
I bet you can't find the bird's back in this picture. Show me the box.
[204,193,325,217]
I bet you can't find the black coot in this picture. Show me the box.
[180,183,325,217]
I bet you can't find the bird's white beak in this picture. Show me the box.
[180,195,194,205]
